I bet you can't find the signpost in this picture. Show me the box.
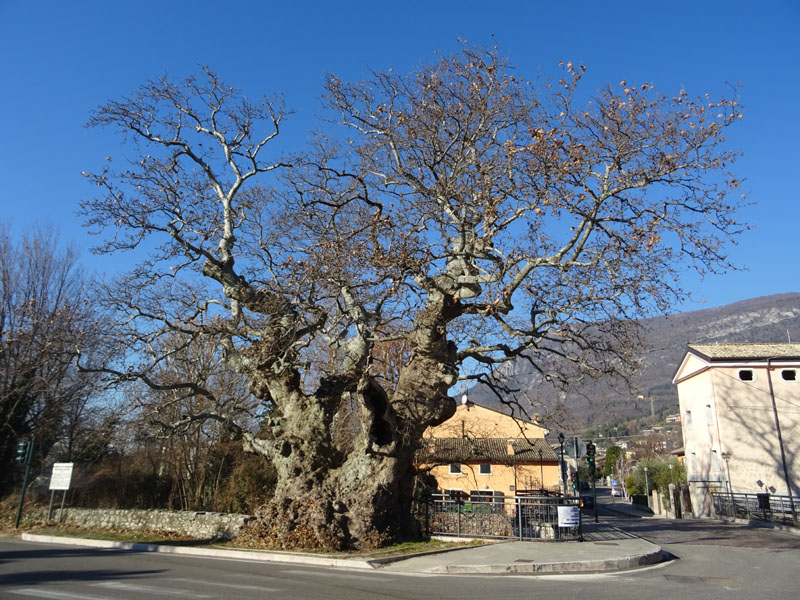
[48,462,74,522]
[557,505,580,527]
[564,437,586,499]
[564,437,587,459]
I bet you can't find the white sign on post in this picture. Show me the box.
[557,505,580,527]
[49,463,74,491]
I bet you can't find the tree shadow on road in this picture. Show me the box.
[0,568,166,588]
[603,514,800,548]
[0,544,156,564]
[0,544,167,587]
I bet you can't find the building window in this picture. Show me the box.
[685,411,692,428]
[705,404,714,425]
[479,463,492,475]
[738,369,755,381]
[711,450,721,472]
[781,369,797,381]
[449,463,462,475]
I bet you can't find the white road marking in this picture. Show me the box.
[91,580,215,597]
[169,577,283,592]
[376,572,439,578]
[280,569,395,582]
[9,588,112,600]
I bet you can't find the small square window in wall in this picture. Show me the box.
[449,463,462,475]
[781,369,797,381]
[738,369,755,381]
[479,463,492,475]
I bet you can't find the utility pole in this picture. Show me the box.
[558,432,567,494]
[573,437,581,496]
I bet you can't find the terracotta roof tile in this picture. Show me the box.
[510,438,558,460]
[417,437,558,464]
[689,343,800,360]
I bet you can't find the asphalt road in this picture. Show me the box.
[2,510,799,599]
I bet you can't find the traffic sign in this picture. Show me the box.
[564,437,587,459]
[49,463,74,491]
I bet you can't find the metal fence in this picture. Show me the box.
[712,492,798,525]
[418,493,583,541]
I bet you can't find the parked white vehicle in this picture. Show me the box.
[611,486,623,497]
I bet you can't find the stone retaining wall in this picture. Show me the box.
[35,508,253,540]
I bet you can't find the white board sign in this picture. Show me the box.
[49,462,74,490]
[557,505,580,527]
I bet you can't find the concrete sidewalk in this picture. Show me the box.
[21,517,664,576]
[384,521,663,575]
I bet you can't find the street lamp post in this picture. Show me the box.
[667,463,676,518]
[558,433,566,494]
[644,467,650,502]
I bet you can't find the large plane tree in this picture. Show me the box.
[81,47,744,549]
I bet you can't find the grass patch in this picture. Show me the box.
[216,536,486,558]
[25,525,485,558]
[351,538,486,558]
[27,525,210,546]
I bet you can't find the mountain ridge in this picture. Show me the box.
[466,292,800,429]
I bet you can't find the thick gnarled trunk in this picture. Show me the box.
[240,292,459,550]
[242,394,425,550]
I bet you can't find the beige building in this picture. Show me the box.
[673,343,800,516]
[418,400,560,498]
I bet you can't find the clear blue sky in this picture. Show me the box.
[1,0,797,312]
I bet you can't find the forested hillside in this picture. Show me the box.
[467,293,800,429]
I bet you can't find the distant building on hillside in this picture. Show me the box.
[673,343,800,517]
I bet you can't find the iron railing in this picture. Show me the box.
[418,493,583,541]
[712,492,798,525]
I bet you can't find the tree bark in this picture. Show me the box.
[239,292,459,550]
[241,378,436,549]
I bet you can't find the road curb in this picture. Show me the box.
[20,533,377,570]
[430,547,665,575]
[20,532,664,576]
